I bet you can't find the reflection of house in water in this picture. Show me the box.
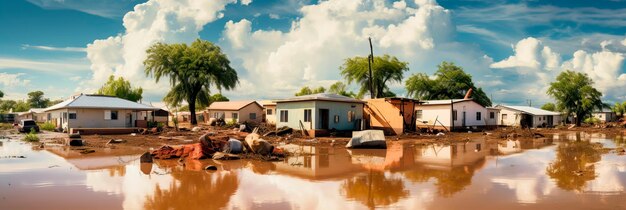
[274,145,366,180]
[46,146,141,170]
[414,139,488,170]
[497,138,554,155]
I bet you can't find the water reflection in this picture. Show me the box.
[341,171,408,209]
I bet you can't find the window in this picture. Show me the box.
[453,110,457,120]
[490,112,495,119]
[267,109,273,115]
[232,113,238,120]
[347,111,354,122]
[47,113,51,121]
[502,114,508,120]
[304,109,312,122]
[334,115,340,123]
[69,113,77,119]
[415,110,423,119]
[111,111,118,120]
[476,112,481,121]
[280,110,288,122]
[250,113,257,120]
[475,143,482,152]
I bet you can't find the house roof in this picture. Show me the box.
[496,105,561,116]
[258,100,277,106]
[44,94,159,112]
[422,99,474,105]
[276,93,365,103]
[207,100,260,111]
[594,108,614,113]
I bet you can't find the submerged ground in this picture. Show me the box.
[1,129,625,210]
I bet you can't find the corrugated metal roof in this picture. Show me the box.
[276,93,364,103]
[44,94,159,112]
[497,105,561,116]
[258,100,276,106]
[422,99,473,105]
[207,100,260,110]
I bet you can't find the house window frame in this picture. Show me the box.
[453,110,457,121]
[69,112,77,120]
[267,109,273,115]
[476,112,481,121]
[415,110,423,119]
[280,110,288,122]
[232,113,238,120]
[249,113,257,120]
[304,109,312,122]
[489,112,495,119]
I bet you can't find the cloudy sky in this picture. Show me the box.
[1,0,625,106]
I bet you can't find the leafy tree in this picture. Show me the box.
[328,81,357,98]
[405,62,492,107]
[541,103,556,111]
[47,99,64,107]
[27,91,50,108]
[144,39,238,125]
[210,93,229,103]
[0,100,16,113]
[295,86,326,96]
[13,100,30,112]
[612,102,626,118]
[0,90,3,98]
[97,75,143,102]
[340,54,408,98]
[547,70,603,126]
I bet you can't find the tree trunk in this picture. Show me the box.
[576,113,583,126]
[189,94,197,125]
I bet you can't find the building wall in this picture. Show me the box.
[276,101,363,131]
[485,109,500,127]
[498,107,562,127]
[416,101,487,129]
[366,99,406,135]
[264,104,277,125]
[593,112,616,122]
[207,103,263,124]
[46,108,140,130]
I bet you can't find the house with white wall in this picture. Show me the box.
[259,100,277,125]
[592,108,617,122]
[17,108,46,122]
[495,105,562,128]
[206,100,264,124]
[275,93,364,137]
[43,94,160,133]
[415,99,488,130]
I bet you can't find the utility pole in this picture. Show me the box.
[368,37,375,99]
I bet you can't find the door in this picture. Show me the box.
[319,109,329,130]
[462,111,466,127]
[547,116,553,127]
[126,113,132,127]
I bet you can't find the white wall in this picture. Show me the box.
[46,108,141,130]
[276,101,363,131]
[416,101,487,128]
[485,109,499,126]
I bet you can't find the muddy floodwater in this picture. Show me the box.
[1,133,626,210]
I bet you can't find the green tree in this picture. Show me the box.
[13,100,30,112]
[612,102,626,118]
[405,62,492,107]
[340,54,408,98]
[27,91,50,108]
[47,99,64,107]
[295,86,326,96]
[541,103,556,111]
[144,39,238,125]
[97,75,143,102]
[0,90,3,98]
[547,70,603,126]
[0,100,16,113]
[328,81,357,98]
[210,93,229,103]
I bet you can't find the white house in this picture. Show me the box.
[17,108,46,122]
[43,94,160,132]
[206,100,264,124]
[275,93,364,137]
[592,108,617,122]
[495,105,562,128]
[259,100,277,125]
[415,99,489,130]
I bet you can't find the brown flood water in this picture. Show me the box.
[1,132,626,210]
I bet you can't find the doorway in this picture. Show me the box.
[462,111,466,127]
[319,109,329,129]
[126,113,132,127]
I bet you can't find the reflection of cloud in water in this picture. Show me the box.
[585,156,625,194]
[85,164,174,210]
[492,177,556,203]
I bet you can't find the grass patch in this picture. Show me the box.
[0,123,14,130]
[39,122,56,131]
[23,128,39,142]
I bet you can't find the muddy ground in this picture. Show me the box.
[2,123,625,157]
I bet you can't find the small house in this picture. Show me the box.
[365,97,422,135]
[43,94,160,134]
[495,105,562,128]
[415,99,488,130]
[592,108,617,122]
[17,108,47,122]
[275,93,364,137]
[259,100,277,125]
[485,107,500,128]
[206,100,264,124]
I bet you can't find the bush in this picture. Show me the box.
[39,122,56,131]
[23,128,39,142]
[584,117,600,125]
[0,123,13,130]
[226,118,237,126]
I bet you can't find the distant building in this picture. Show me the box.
[495,105,562,128]
[43,94,159,132]
[415,99,489,130]
[365,97,422,135]
[275,93,364,137]
[592,108,617,122]
[17,108,47,122]
[206,100,264,124]
[259,100,277,125]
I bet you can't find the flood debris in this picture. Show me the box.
[140,152,153,163]
[346,130,387,149]
[204,165,218,170]
[68,139,84,146]
[107,139,125,144]
[80,149,95,154]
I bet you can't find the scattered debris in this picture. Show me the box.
[204,165,218,170]
[212,152,240,160]
[80,149,95,154]
[191,127,202,132]
[107,139,125,144]
[140,152,153,163]
[68,133,81,138]
[68,139,84,146]
[436,132,445,136]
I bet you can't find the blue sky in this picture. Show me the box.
[1,0,625,106]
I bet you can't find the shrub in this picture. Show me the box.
[584,117,600,125]
[39,122,56,131]
[23,128,39,142]
[226,118,237,126]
